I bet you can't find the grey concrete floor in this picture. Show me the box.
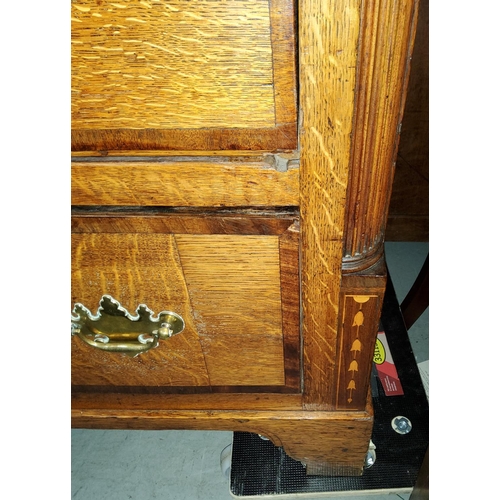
[71,242,429,499]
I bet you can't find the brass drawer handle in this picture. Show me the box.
[71,295,185,358]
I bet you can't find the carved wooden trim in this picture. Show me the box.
[343,0,420,265]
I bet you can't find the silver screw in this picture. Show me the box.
[391,416,412,434]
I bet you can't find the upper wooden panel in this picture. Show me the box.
[71,0,297,152]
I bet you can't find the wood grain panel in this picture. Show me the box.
[298,0,360,409]
[71,161,299,206]
[71,233,210,387]
[71,0,298,151]
[71,124,298,152]
[72,0,275,129]
[197,335,285,386]
[72,222,300,393]
[174,235,285,386]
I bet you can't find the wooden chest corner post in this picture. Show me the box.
[297,0,420,473]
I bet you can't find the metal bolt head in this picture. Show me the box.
[391,416,412,434]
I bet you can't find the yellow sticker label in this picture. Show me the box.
[373,338,386,365]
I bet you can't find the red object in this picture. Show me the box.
[373,331,404,396]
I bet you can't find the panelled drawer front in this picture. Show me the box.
[71,213,300,393]
[71,0,297,152]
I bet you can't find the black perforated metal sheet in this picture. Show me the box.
[230,273,429,497]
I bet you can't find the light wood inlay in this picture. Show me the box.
[334,263,387,411]
[336,294,379,410]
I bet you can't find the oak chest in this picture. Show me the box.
[71,0,419,475]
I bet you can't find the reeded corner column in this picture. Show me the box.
[336,0,420,411]
[299,0,420,411]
